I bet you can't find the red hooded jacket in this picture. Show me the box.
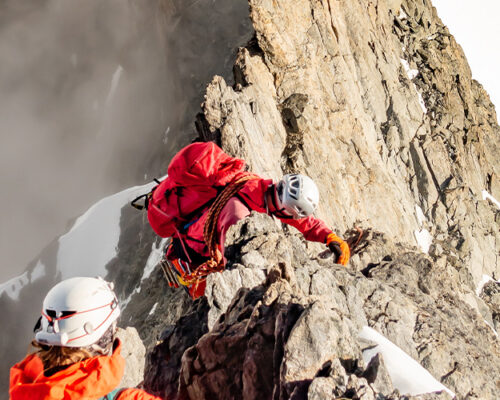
[9,340,162,400]
[147,142,333,261]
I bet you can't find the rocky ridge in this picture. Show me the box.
[120,0,500,399]
[142,214,498,399]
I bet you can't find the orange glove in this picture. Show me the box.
[326,233,350,266]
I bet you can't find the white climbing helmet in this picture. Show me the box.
[274,174,319,219]
[35,277,120,348]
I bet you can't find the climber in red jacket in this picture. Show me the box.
[137,141,350,299]
[170,172,350,264]
[9,277,162,400]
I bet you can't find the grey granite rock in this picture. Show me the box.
[116,327,146,389]
[166,216,497,399]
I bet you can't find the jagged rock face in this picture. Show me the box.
[136,0,500,399]
[115,327,147,389]
[198,0,499,286]
[147,214,498,399]
[480,280,500,332]
[143,299,209,399]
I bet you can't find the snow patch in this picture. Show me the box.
[0,260,46,301]
[476,274,493,295]
[416,89,428,114]
[57,181,156,279]
[400,58,419,80]
[398,9,408,20]
[359,326,455,397]
[121,238,168,310]
[0,272,29,301]
[149,302,159,316]
[400,58,427,114]
[142,238,168,282]
[476,274,499,296]
[31,260,46,283]
[483,319,498,338]
[414,228,433,254]
[482,190,500,209]
[415,205,426,227]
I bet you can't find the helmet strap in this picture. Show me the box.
[266,185,294,219]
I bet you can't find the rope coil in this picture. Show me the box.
[180,174,258,286]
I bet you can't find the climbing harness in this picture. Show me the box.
[159,255,190,289]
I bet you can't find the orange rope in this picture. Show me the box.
[181,174,259,286]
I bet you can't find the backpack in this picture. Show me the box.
[134,142,248,238]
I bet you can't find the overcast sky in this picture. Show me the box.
[433,0,500,109]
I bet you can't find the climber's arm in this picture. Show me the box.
[279,214,331,243]
[280,216,350,266]
[238,177,350,265]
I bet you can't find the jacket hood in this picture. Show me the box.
[9,340,125,400]
[167,142,246,186]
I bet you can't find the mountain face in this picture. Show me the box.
[3,0,498,399]
[122,0,499,399]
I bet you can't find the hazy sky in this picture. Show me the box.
[0,0,252,282]
[0,0,170,281]
[433,0,500,109]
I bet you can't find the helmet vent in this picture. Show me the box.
[277,174,319,219]
[277,182,284,201]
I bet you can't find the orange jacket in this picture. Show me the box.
[9,340,161,400]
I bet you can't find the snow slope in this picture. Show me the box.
[0,180,160,298]
[0,260,46,301]
[57,181,156,279]
[121,237,168,309]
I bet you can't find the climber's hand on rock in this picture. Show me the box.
[328,241,342,262]
[326,233,350,265]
